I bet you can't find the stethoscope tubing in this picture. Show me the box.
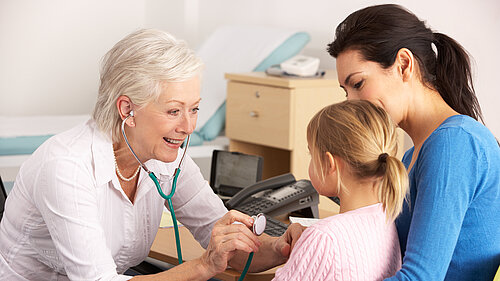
[149,170,183,264]
[121,114,189,264]
[120,113,254,277]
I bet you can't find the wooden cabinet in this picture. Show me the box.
[225,71,346,181]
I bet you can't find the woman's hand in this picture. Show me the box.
[273,223,306,257]
[200,210,262,275]
[134,211,260,281]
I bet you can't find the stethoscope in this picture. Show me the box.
[121,110,266,279]
[121,110,188,265]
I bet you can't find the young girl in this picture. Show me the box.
[273,100,408,280]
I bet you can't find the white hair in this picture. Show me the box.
[92,28,204,143]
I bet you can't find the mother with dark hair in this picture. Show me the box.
[327,4,500,281]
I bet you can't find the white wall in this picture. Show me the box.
[0,0,146,116]
[1,0,499,138]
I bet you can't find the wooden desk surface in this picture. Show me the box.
[149,196,339,281]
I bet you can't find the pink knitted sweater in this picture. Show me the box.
[273,203,401,281]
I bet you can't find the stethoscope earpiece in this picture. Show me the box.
[129,110,134,117]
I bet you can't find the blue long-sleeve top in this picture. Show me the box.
[386,115,500,281]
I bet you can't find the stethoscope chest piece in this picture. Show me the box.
[252,213,266,236]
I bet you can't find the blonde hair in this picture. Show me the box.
[92,28,204,143]
[307,100,408,221]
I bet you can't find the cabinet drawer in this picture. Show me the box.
[226,82,292,149]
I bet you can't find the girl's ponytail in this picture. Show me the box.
[378,154,409,221]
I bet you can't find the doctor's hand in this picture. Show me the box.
[200,210,262,275]
[274,222,306,258]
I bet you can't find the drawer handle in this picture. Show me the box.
[249,111,259,118]
[255,91,260,98]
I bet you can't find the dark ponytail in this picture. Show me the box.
[328,4,484,123]
[433,33,483,122]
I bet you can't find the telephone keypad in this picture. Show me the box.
[235,208,289,237]
[261,215,289,237]
[228,177,317,237]
[234,199,289,237]
[236,198,274,214]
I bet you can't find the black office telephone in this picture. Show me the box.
[225,173,320,219]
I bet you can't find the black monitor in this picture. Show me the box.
[209,150,263,197]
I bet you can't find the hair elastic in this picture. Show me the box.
[378,153,389,163]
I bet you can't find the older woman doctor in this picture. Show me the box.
[0,29,300,281]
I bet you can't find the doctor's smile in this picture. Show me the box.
[163,137,184,145]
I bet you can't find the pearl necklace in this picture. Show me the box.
[113,154,141,182]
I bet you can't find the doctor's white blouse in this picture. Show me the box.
[0,119,227,281]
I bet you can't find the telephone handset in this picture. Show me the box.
[225,173,319,218]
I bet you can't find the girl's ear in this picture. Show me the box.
[325,152,337,175]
